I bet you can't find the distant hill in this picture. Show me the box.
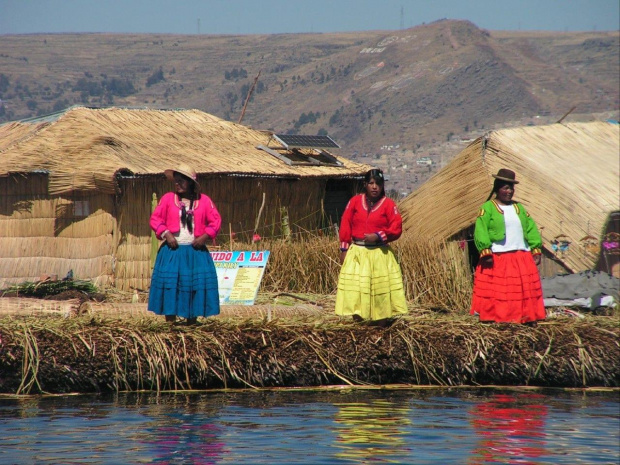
[1,20,618,194]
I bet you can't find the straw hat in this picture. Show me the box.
[492,168,519,184]
[164,163,200,187]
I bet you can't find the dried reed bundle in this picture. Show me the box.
[79,301,328,321]
[0,297,80,317]
[258,236,341,295]
[394,235,472,311]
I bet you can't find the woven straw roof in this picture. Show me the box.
[0,121,49,151]
[0,107,370,194]
[400,121,620,272]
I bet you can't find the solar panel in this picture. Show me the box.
[273,134,340,150]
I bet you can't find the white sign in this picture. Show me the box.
[210,250,270,305]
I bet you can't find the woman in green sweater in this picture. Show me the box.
[470,169,546,325]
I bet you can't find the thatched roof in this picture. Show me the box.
[400,121,620,272]
[0,107,371,194]
[0,121,49,151]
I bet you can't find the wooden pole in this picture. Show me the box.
[150,193,159,269]
[556,106,576,124]
[253,192,266,249]
[238,70,261,124]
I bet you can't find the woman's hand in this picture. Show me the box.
[363,233,380,244]
[339,250,347,264]
[480,254,493,267]
[533,254,541,266]
[163,231,178,249]
[192,233,210,249]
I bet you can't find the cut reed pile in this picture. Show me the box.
[1,279,99,298]
[255,235,472,311]
[0,314,617,395]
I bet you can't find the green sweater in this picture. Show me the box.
[474,200,542,257]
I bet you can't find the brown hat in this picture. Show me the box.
[492,168,519,184]
[164,163,200,187]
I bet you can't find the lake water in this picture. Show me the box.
[0,387,618,464]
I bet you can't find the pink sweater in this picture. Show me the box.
[150,192,221,240]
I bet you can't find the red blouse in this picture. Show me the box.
[339,194,402,250]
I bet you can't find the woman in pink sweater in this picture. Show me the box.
[148,164,221,325]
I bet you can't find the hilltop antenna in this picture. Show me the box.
[400,6,404,30]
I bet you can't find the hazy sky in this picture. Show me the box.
[1,0,618,35]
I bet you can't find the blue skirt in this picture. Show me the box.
[148,244,220,319]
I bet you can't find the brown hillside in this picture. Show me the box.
[0,20,618,194]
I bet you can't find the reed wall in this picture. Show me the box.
[0,174,117,289]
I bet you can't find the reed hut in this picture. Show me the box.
[399,121,620,276]
[0,107,371,291]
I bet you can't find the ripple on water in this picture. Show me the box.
[0,389,617,464]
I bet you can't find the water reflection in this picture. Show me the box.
[0,389,617,464]
[333,399,411,463]
[137,394,228,465]
[144,421,225,465]
[469,393,548,464]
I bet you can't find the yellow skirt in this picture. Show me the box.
[335,244,408,320]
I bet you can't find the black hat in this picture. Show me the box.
[492,168,519,184]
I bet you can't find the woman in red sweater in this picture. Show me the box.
[335,169,408,322]
[148,164,221,325]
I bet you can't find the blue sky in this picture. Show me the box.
[1,0,618,35]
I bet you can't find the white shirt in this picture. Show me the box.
[491,204,530,253]
[174,199,195,245]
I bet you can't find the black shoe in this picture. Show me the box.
[369,318,394,328]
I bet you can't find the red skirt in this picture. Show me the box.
[471,250,545,323]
